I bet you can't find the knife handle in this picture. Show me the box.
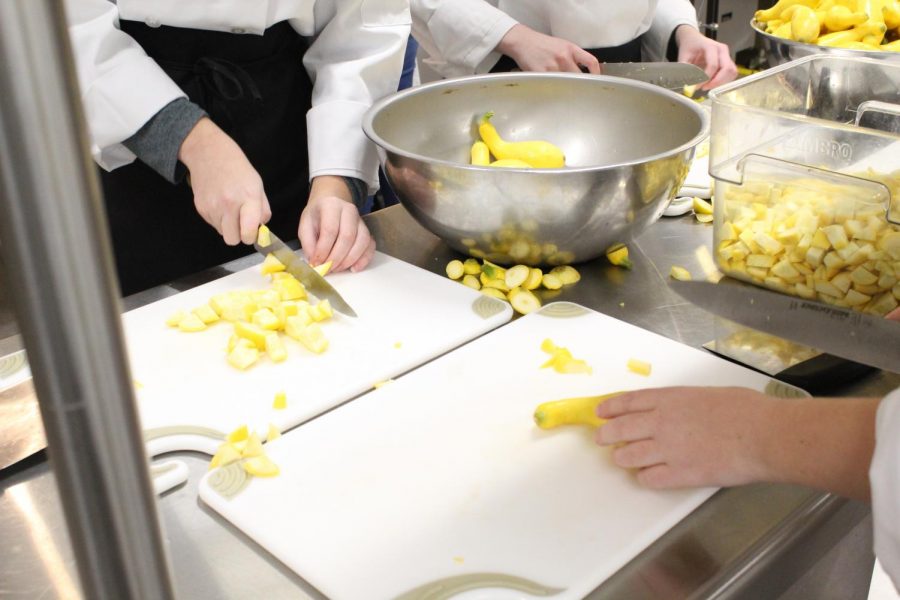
[775,354,876,395]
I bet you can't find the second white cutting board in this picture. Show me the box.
[199,302,806,600]
[124,252,512,446]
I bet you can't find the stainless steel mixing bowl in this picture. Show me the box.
[753,20,900,67]
[362,72,709,265]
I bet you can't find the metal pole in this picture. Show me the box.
[0,1,176,598]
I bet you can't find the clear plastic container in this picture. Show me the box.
[709,55,900,316]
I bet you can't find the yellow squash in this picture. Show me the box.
[533,392,622,429]
[478,112,565,169]
[470,141,491,166]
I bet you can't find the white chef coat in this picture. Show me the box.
[65,0,410,191]
[411,0,698,81]
[870,387,900,591]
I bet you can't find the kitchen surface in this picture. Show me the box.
[3,207,898,599]
[3,0,900,599]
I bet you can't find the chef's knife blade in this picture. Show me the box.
[254,231,357,318]
[670,279,900,373]
[600,62,709,91]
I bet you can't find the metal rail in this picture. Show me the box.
[0,1,175,598]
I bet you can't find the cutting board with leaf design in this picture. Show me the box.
[198,302,806,599]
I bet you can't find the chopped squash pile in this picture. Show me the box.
[209,423,281,478]
[165,252,336,370]
[716,173,900,315]
[539,338,592,375]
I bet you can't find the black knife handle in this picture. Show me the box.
[775,354,877,395]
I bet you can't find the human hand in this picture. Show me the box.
[594,386,774,489]
[496,24,601,74]
[887,307,900,321]
[179,117,271,245]
[674,25,737,90]
[299,176,376,272]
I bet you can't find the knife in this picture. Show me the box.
[600,62,709,91]
[669,279,900,373]
[254,228,357,318]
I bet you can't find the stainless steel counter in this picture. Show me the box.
[1,205,896,599]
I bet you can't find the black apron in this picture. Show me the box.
[100,21,312,296]
[490,36,642,73]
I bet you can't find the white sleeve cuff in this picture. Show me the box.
[82,57,186,171]
[307,100,380,193]
[870,388,900,591]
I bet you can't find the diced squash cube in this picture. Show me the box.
[273,277,307,301]
[771,260,802,282]
[242,455,279,478]
[234,321,268,350]
[208,443,242,470]
[692,197,713,215]
[266,424,281,442]
[293,322,328,354]
[192,304,220,324]
[822,225,849,250]
[844,289,872,306]
[627,358,652,376]
[252,308,282,330]
[308,300,333,322]
[273,391,287,410]
[814,279,843,298]
[313,261,332,277]
[241,433,264,458]
[226,425,249,443]
[669,266,692,281]
[165,310,186,328]
[868,292,899,316]
[261,253,285,275]
[811,229,831,250]
[753,232,783,255]
[264,332,287,363]
[227,340,259,370]
[252,290,281,310]
[178,313,207,332]
[850,266,878,286]
[747,254,775,268]
[830,272,852,295]
[257,225,272,247]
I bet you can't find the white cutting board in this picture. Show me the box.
[198,302,805,600]
[124,252,512,450]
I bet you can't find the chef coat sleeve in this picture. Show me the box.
[123,98,207,184]
[410,0,518,78]
[65,0,187,171]
[642,0,699,62]
[303,0,410,194]
[870,387,900,591]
